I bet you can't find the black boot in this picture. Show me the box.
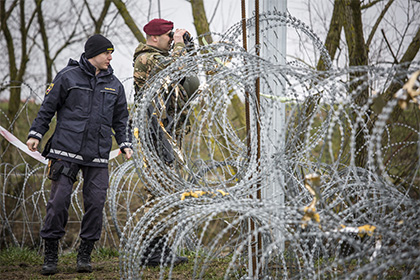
[141,237,188,267]
[41,238,58,275]
[76,239,95,273]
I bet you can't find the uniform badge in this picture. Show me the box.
[45,83,54,95]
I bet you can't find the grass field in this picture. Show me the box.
[0,246,236,279]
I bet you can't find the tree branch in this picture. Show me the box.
[366,0,394,48]
[95,0,111,33]
[360,0,382,9]
[381,28,399,64]
[111,0,145,43]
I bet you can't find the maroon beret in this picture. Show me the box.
[143,18,174,36]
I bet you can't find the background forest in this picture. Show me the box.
[1,0,420,279]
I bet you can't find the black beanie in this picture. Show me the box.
[84,34,114,59]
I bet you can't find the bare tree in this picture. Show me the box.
[109,0,213,45]
[1,0,42,125]
[312,0,420,167]
[111,0,145,43]
[85,0,112,34]
[35,0,87,84]
[0,0,128,163]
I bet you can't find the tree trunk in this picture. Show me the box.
[317,0,342,71]
[341,0,369,167]
[190,0,213,45]
[2,0,30,128]
[35,0,53,83]
[1,0,30,164]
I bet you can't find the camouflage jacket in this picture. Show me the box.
[133,42,192,163]
[133,42,186,95]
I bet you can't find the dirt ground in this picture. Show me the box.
[1,259,120,279]
[0,257,195,280]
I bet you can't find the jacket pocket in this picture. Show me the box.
[98,124,114,158]
[53,121,86,154]
[101,89,118,118]
[67,86,93,115]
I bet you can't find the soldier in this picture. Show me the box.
[133,18,197,162]
[27,34,132,275]
[132,18,199,267]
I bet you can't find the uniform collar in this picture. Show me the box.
[79,53,114,77]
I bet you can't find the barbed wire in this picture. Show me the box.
[1,11,419,279]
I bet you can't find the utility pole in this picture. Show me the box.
[243,0,287,278]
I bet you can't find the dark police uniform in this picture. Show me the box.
[28,54,131,241]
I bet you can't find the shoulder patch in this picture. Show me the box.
[45,83,54,95]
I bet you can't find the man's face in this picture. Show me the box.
[89,51,113,72]
[156,30,173,51]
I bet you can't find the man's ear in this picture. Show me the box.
[151,35,158,42]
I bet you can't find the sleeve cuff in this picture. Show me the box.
[28,130,42,141]
[119,142,132,153]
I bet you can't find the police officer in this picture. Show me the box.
[27,34,133,275]
[132,18,199,267]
